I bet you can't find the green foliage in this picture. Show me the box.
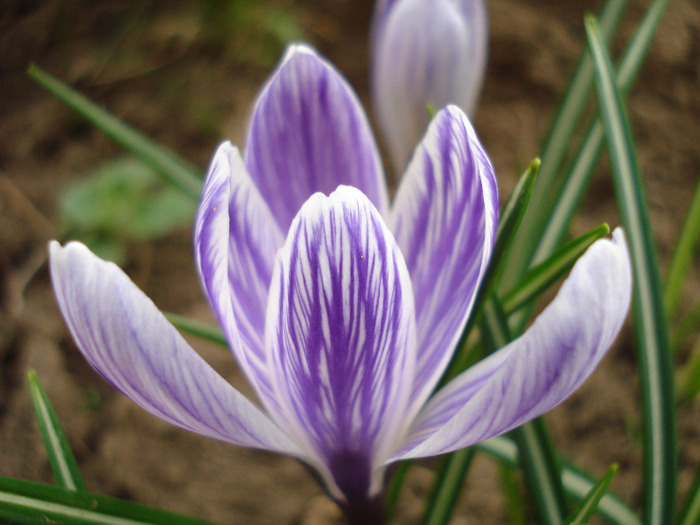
[27,371,86,492]
[586,15,676,524]
[562,464,618,525]
[60,157,196,263]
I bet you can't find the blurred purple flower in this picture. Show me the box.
[372,0,489,173]
[50,44,631,515]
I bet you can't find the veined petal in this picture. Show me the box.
[372,0,488,173]
[194,142,284,403]
[393,229,632,460]
[266,186,416,500]
[246,44,389,233]
[50,241,303,457]
[390,105,498,413]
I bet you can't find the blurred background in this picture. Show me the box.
[0,0,698,523]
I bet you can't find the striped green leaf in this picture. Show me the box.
[477,436,640,525]
[27,64,202,200]
[585,16,676,524]
[27,371,86,492]
[0,477,218,525]
[563,463,618,525]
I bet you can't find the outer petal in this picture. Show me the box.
[393,229,632,460]
[266,186,416,500]
[246,44,389,233]
[49,241,303,457]
[194,142,284,404]
[372,0,488,173]
[390,105,498,413]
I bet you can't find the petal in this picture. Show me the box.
[49,241,303,457]
[393,228,632,460]
[246,44,389,233]
[372,0,489,173]
[193,142,284,404]
[390,105,498,412]
[265,186,416,500]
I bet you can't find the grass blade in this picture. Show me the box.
[27,370,86,492]
[676,336,700,401]
[678,463,700,525]
[481,298,567,525]
[164,312,227,347]
[27,64,203,200]
[420,448,476,525]
[476,436,640,525]
[500,0,627,287]
[664,177,700,321]
[586,16,676,524]
[563,463,618,524]
[531,0,671,266]
[0,477,218,525]
[501,223,609,314]
[445,223,610,383]
[384,461,410,520]
[500,464,527,525]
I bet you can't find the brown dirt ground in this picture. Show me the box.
[0,0,698,523]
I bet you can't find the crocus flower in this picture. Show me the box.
[50,44,631,521]
[372,0,489,173]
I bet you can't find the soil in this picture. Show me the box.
[0,0,698,524]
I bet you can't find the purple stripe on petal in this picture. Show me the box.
[49,241,303,457]
[194,142,283,402]
[390,106,498,415]
[246,44,389,233]
[393,229,632,460]
[265,186,416,500]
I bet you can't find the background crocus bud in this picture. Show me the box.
[371,0,488,174]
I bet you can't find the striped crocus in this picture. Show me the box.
[50,44,631,522]
[372,0,489,174]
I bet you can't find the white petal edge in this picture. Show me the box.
[194,141,284,404]
[50,240,304,458]
[245,43,389,232]
[390,105,498,417]
[392,228,632,461]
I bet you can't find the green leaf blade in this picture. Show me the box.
[507,0,669,280]
[164,312,228,347]
[27,64,203,200]
[480,298,568,525]
[500,0,628,287]
[664,177,700,321]
[420,448,476,525]
[0,477,218,525]
[27,371,86,492]
[678,463,700,525]
[563,463,618,525]
[476,436,640,525]
[501,223,610,315]
[585,16,676,524]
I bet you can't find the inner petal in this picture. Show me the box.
[265,186,416,499]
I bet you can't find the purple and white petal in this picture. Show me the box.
[372,0,489,172]
[50,241,303,457]
[392,229,632,460]
[246,44,389,233]
[194,142,283,402]
[369,0,398,45]
[266,186,416,500]
[390,105,498,414]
